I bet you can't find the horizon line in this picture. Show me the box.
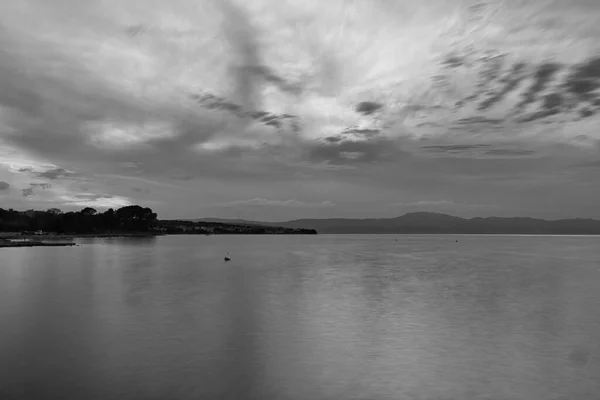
[182,212,600,223]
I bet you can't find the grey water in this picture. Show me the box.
[1,235,600,400]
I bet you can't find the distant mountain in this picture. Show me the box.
[189,212,600,235]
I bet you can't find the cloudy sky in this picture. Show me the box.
[1,0,599,221]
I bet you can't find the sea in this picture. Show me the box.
[1,234,600,400]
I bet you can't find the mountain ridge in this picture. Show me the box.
[188,212,600,234]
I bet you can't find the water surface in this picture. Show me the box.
[1,235,600,399]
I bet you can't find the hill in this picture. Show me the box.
[189,212,600,235]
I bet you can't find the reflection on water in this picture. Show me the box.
[1,235,600,399]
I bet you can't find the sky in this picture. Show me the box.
[1,0,600,221]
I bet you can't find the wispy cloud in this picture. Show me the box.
[221,198,335,208]
[391,200,496,209]
[393,200,455,207]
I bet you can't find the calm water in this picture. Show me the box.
[1,235,600,400]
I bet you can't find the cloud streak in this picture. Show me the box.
[221,198,335,208]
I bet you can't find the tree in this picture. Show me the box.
[0,205,158,233]
[80,207,97,216]
[115,205,157,231]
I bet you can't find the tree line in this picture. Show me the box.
[0,205,158,234]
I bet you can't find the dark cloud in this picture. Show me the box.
[516,62,562,109]
[355,101,383,115]
[35,168,73,180]
[455,117,503,125]
[192,91,301,134]
[453,55,600,126]
[0,181,10,191]
[579,108,595,118]
[214,0,304,110]
[517,108,560,123]
[542,93,563,110]
[324,136,343,143]
[478,61,528,111]
[19,182,52,197]
[415,122,442,128]
[564,56,600,99]
[441,53,466,69]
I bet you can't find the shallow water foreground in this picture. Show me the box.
[1,234,600,399]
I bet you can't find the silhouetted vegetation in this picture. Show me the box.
[0,205,158,234]
[0,206,318,236]
[156,219,317,235]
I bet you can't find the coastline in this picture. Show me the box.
[0,232,161,240]
[0,241,77,248]
[0,230,317,244]
[0,232,159,247]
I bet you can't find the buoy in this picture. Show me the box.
[224,253,231,261]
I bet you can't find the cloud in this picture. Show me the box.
[422,144,492,152]
[392,200,455,207]
[221,198,335,208]
[73,194,114,201]
[35,168,74,180]
[391,200,496,209]
[30,183,52,190]
[132,187,150,194]
[355,101,383,115]
[1,0,600,220]
[419,144,538,159]
[516,62,562,110]
[0,181,10,191]
[573,159,600,168]
[2,0,600,163]
[58,193,130,208]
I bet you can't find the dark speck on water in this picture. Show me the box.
[1,234,600,399]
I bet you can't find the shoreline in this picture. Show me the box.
[0,231,317,242]
[0,241,76,248]
[0,232,161,240]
